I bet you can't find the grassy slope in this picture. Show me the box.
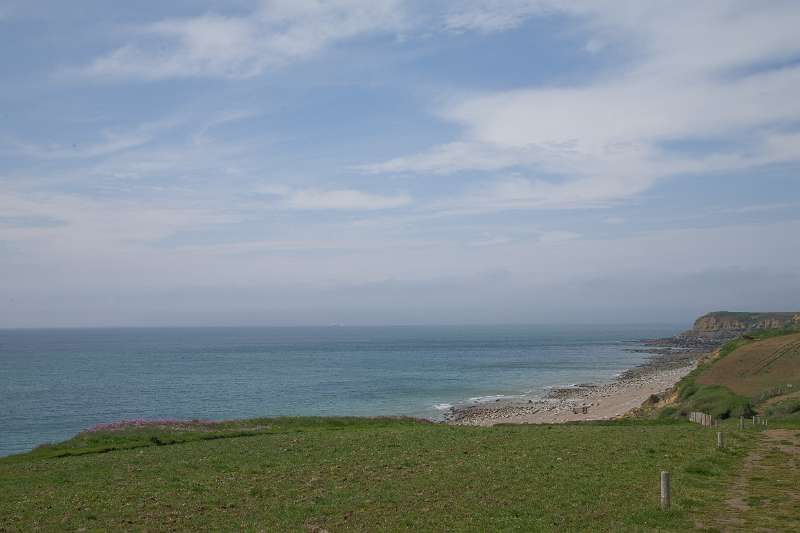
[698,333,800,398]
[696,332,800,396]
[761,392,800,428]
[0,418,753,532]
[663,328,800,420]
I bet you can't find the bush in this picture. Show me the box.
[683,384,754,419]
[658,406,680,419]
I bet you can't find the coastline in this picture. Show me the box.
[446,340,710,426]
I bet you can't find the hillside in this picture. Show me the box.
[663,327,800,420]
[697,333,800,397]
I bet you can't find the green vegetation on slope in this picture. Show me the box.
[761,392,800,425]
[662,328,800,421]
[697,332,800,397]
[1,418,753,532]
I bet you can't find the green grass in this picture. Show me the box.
[698,427,800,531]
[0,417,753,532]
[762,394,800,429]
[674,382,753,419]
[763,396,800,419]
[668,365,754,421]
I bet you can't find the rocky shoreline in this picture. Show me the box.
[446,337,714,426]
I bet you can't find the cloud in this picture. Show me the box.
[78,0,407,80]
[5,131,153,160]
[1,115,186,160]
[4,217,800,327]
[365,1,800,209]
[443,0,552,33]
[0,189,239,252]
[258,185,412,210]
[359,141,540,175]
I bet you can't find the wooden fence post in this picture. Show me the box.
[717,432,725,449]
[739,416,744,430]
[660,471,671,511]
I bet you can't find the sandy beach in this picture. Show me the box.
[447,345,707,426]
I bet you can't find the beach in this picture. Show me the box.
[447,343,708,426]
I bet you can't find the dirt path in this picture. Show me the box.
[706,429,800,532]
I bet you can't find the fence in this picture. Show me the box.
[754,383,796,404]
[688,411,715,426]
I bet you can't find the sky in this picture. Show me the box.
[1,0,799,327]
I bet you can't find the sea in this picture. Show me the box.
[0,324,684,456]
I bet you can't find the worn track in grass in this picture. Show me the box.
[702,429,800,532]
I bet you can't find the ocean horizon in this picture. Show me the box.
[0,323,684,456]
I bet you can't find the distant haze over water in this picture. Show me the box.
[0,324,682,456]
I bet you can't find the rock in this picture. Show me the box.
[678,311,800,342]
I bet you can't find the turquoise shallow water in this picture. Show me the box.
[0,324,682,456]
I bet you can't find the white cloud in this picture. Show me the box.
[5,131,152,159]
[359,141,540,175]
[366,1,800,209]
[443,0,553,33]
[258,185,412,210]
[1,115,187,160]
[0,190,237,245]
[584,38,605,54]
[79,0,407,80]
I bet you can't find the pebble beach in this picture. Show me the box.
[447,344,708,426]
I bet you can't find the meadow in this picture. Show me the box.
[0,417,753,532]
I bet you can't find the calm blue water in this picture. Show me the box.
[0,324,682,456]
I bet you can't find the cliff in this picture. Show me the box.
[680,311,800,341]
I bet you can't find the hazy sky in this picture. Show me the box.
[1,1,799,327]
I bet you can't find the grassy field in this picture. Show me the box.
[0,418,753,532]
[694,422,800,532]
